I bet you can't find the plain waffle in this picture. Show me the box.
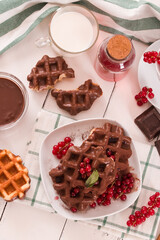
[27,55,75,91]
[51,79,103,115]
[0,149,30,201]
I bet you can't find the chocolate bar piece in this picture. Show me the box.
[155,140,160,156]
[134,106,160,141]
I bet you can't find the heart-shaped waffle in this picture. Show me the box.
[0,149,30,201]
[49,123,132,212]
[27,55,75,91]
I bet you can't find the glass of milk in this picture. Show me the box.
[36,5,99,56]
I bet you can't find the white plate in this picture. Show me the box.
[39,118,141,220]
[138,39,160,110]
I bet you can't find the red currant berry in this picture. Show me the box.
[80,168,85,174]
[97,197,102,205]
[150,195,156,202]
[115,180,121,186]
[64,137,71,143]
[90,202,96,208]
[106,194,113,200]
[110,155,115,160]
[70,207,77,213]
[135,211,141,217]
[116,187,122,194]
[142,97,148,103]
[129,214,135,222]
[148,58,152,64]
[143,57,148,62]
[52,145,59,154]
[137,218,142,225]
[148,92,154,99]
[135,94,140,100]
[141,206,147,215]
[156,202,160,208]
[74,187,80,194]
[120,194,127,201]
[83,157,90,164]
[137,100,143,106]
[80,162,85,168]
[155,192,160,197]
[127,220,132,226]
[85,164,92,172]
[142,86,148,92]
[58,141,65,147]
[62,149,67,155]
[148,200,153,206]
[71,192,76,197]
[148,88,153,92]
[148,208,155,216]
[157,59,160,64]
[140,216,146,222]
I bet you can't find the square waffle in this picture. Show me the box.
[27,55,75,91]
[51,79,103,115]
[49,123,132,212]
[0,149,30,201]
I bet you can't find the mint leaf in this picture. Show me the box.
[85,169,99,188]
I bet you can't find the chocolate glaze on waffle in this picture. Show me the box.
[27,55,75,91]
[0,149,30,201]
[51,79,103,115]
[49,123,132,212]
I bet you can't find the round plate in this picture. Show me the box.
[39,118,141,220]
[138,39,160,110]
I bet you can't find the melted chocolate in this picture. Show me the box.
[0,78,24,126]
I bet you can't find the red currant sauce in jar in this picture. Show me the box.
[95,35,135,81]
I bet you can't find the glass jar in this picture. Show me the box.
[95,35,135,81]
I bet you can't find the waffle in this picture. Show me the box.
[49,123,132,211]
[85,123,132,175]
[27,55,75,91]
[0,149,30,201]
[51,79,103,115]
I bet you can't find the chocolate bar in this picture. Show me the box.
[134,106,160,141]
[155,140,160,156]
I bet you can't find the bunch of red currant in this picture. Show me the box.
[135,86,154,106]
[143,51,160,64]
[90,172,135,209]
[79,157,92,179]
[52,137,74,159]
[127,192,160,227]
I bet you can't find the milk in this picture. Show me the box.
[50,12,94,52]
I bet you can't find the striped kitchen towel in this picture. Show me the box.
[0,0,160,55]
[12,108,160,240]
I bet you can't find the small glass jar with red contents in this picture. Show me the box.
[95,35,135,81]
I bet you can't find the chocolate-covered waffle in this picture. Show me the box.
[49,123,132,212]
[51,79,103,115]
[27,55,75,91]
[0,149,30,201]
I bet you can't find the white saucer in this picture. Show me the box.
[39,118,141,220]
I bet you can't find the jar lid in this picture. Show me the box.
[107,35,132,60]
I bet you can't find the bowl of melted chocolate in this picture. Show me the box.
[0,72,28,130]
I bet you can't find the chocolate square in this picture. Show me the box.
[134,106,160,141]
[155,140,160,156]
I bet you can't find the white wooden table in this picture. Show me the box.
[0,15,159,240]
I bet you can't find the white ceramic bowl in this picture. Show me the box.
[39,118,141,220]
